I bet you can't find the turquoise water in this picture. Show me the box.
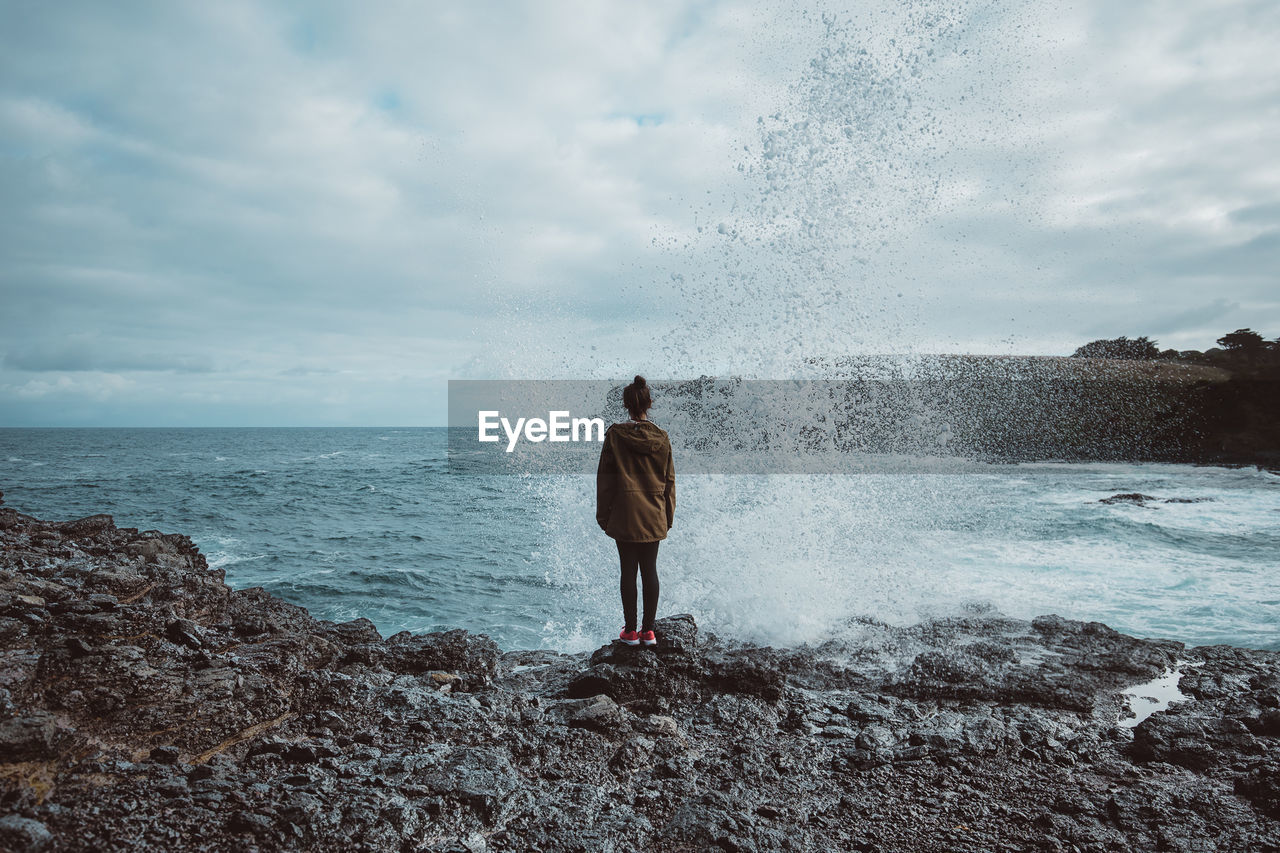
[1,428,1277,652]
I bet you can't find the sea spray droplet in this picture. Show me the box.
[538,4,1046,647]
[663,4,1016,372]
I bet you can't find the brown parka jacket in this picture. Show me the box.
[595,420,676,542]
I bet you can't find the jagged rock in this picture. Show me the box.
[383,628,500,688]
[907,649,988,684]
[416,747,523,824]
[165,617,204,649]
[0,815,53,852]
[0,713,62,761]
[1099,493,1155,504]
[57,514,115,537]
[566,613,783,704]
[0,506,1277,851]
[567,694,625,733]
[657,792,746,851]
[635,714,682,738]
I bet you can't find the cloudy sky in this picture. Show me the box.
[2,0,1277,426]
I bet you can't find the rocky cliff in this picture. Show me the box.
[1,505,1278,852]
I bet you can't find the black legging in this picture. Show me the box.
[617,540,660,632]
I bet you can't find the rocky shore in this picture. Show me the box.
[1,503,1278,852]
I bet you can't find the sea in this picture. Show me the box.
[1,427,1277,653]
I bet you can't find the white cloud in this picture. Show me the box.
[9,372,133,401]
[0,0,1277,424]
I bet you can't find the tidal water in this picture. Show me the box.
[1,427,1276,652]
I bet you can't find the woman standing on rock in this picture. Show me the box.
[596,376,675,648]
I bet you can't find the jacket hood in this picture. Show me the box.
[607,420,667,455]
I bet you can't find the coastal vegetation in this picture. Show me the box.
[1071,328,1280,373]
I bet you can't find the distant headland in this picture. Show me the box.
[1063,328,1279,469]
[787,327,1280,470]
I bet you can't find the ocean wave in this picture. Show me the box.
[5,430,1277,653]
[207,552,268,570]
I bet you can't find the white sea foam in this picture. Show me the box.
[207,552,267,570]
[538,462,1280,653]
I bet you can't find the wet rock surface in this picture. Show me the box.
[1097,493,1216,506]
[1,503,1278,851]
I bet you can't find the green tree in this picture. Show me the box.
[1071,336,1160,360]
[1216,329,1266,364]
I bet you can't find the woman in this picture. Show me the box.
[595,375,675,647]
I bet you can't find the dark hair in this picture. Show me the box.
[623,375,651,419]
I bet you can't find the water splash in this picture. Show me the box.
[499,4,1256,651]
[528,3,1042,649]
[662,2,1019,373]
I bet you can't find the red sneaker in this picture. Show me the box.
[640,629,657,646]
[619,628,640,646]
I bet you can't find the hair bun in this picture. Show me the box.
[623,374,652,419]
